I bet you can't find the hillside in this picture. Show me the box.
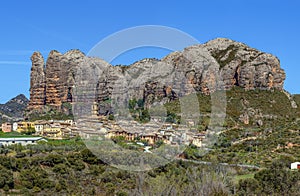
[160,86,300,167]
[0,94,28,123]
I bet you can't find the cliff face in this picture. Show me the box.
[28,52,45,110]
[204,38,285,90]
[27,38,286,114]
[28,49,85,112]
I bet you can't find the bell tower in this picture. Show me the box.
[91,101,98,116]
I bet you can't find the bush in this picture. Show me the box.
[67,156,85,171]
[53,164,69,174]
[20,167,54,190]
[0,166,14,189]
[254,159,300,195]
[41,154,65,167]
[237,178,260,195]
[80,149,100,164]
[15,152,26,158]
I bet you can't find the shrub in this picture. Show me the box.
[53,164,69,174]
[0,166,14,189]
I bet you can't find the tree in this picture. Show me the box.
[41,154,65,167]
[128,99,137,110]
[108,114,115,120]
[166,111,177,123]
[137,99,144,108]
[20,167,54,190]
[0,166,14,189]
[53,164,69,174]
[254,159,300,195]
[237,178,260,195]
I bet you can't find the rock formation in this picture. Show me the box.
[0,94,29,123]
[28,52,45,110]
[204,38,285,90]
[27,38,286,115]
[28,49,85,112]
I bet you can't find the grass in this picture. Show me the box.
[45,137,84,146]
[233,173,255,184]
[0,131,40,138]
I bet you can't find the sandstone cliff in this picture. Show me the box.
[28,50,84,112]
[28,38,286,114]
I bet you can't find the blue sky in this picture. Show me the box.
[0,0,299,103]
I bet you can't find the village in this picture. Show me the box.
[0,115,206,149]
[78,114,206,147]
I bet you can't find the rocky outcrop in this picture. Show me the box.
[44,50,85,108]
[45,50,63,108]
[28,50,85,112]
[0,94,29,123]
[204,38,285,90]
[28,38,286,114]
[28,52,46,110]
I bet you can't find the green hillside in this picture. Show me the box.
[176,87,300,167]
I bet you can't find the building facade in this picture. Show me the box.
[1,122,12,133]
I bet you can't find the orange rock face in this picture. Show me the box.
[28,52,46,110]
[28,50,85,112]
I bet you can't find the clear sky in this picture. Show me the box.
[0,0,299,103]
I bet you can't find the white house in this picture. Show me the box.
[12,122,18,131]
[291,162,300,170]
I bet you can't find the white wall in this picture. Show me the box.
[291,162,300,169]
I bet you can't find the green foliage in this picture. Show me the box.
[137,99,144,108]
[211,44,238,69]
[254,166,300,195]
[24,127,36,135]
[128,98,137,110]
[80,148,100,164]
[165,111,178,123]
[15,152,26,158]
[3,184,9,192]
[28,107,73,121]
[67,154,85,171]
[0,131,26,138]
[108,114,115,120]
[182,145,203,160]
[236,158,300,195]
[53,164,69,174]
[20,167,54,190]
[62,102,72,110]
[0,166,14,189]
[237,178,260,195]
[41,154,65,167]
[128,98,150,123]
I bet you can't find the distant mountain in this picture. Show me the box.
[0,94,29,123]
